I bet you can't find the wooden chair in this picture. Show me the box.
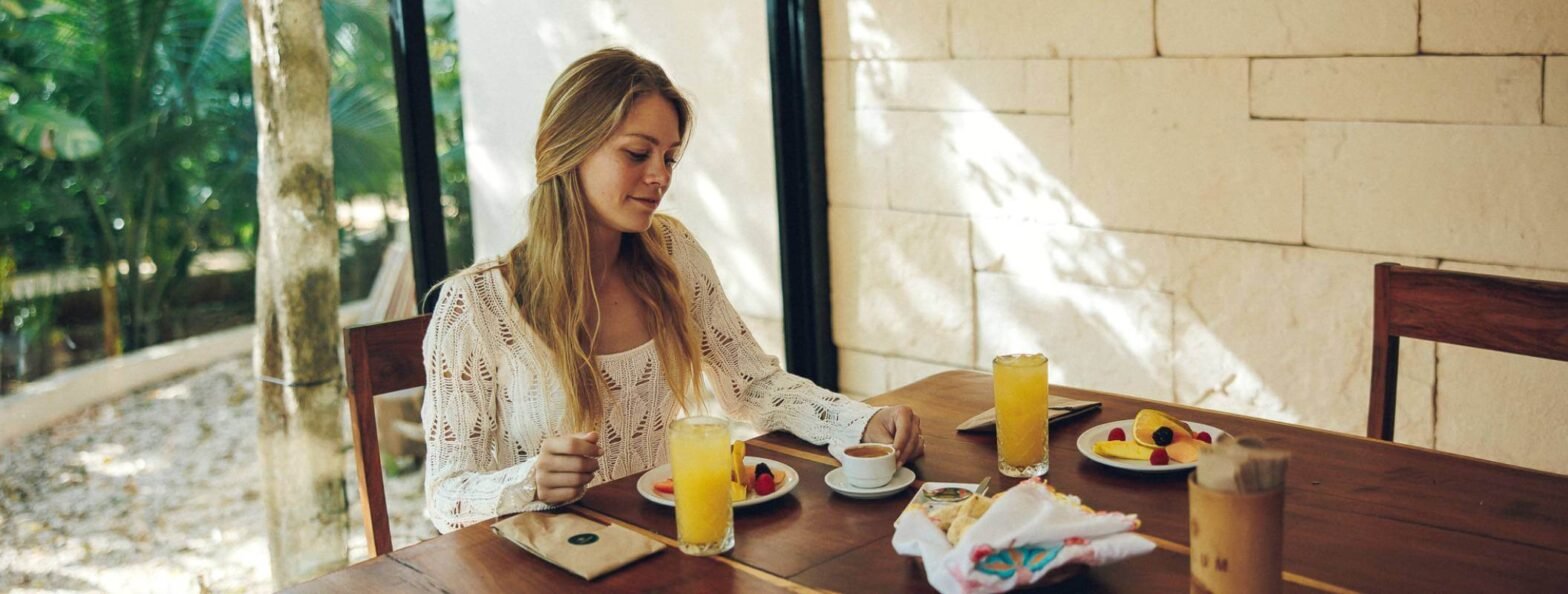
[344,314,432,557]
[1368,263,1568,441]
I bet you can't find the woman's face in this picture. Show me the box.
[578,94,682,235]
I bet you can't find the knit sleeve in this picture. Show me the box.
[421,276,553,533]
[659,218,880,446]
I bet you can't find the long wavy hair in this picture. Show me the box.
[500,48,703,432]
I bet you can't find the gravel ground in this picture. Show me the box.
[0,356,438,593]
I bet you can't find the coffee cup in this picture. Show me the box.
[828,442,898,488]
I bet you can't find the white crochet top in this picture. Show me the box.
[421,219,879,533]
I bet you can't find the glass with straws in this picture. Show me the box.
[993,353,1050,477]
[668,415,735,555]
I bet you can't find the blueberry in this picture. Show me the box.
[1153,426,1174,446]
[754,462,772,478]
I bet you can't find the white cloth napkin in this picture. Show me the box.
[892,479,1155,594]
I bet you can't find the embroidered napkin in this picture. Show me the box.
[892,479,1155,594]
[492,512,665,580]
[955,395,1100,432]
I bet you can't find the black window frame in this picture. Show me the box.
[389,0,838,389]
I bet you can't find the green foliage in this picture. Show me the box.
[3,102,102,159]
[0,0,431,355]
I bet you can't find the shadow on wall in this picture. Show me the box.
[835,4,1303,425]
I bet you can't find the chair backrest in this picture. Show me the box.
[344,313,432,557]
[1368,263,1568,441]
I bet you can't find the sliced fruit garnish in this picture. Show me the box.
[731,441,748,490]
[653,478,675,494]
[1093,440,1154,460]
[1167,440,1201,463]
[1134,409,1193,449]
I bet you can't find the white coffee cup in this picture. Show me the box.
[828,442,898,488]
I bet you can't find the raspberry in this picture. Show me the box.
[754,473,777,496]
[1149,448,1170,466]
[1196,431,1213,444]
[1108,427,1127,441]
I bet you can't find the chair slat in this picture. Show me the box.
[1385,266,1568,362]
[1368,264,1568,441]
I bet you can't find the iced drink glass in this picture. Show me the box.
[669,415,734,555]
[994,353,1049,477]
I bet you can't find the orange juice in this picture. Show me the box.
[669,416,734,555]
[994,354,1049,477]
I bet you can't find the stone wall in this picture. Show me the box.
[823,0,1568,474]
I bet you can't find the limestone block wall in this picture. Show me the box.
[823,0,1568,474]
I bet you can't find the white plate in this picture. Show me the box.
[1075,419,1226,473]
[635,456,798,508]
[825,466,916,499]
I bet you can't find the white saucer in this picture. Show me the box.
[1075,419,1226,473]
[825,466,916,499]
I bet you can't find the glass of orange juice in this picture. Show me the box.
[994,353,1049,477]
[668,416,734,555]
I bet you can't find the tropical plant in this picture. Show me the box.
[0,0,401,355]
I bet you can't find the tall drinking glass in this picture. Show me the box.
[994,353,1049,477]
[668,416,734,555]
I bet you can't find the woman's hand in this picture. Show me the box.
[861,405,924,465]
[535,431,601,504]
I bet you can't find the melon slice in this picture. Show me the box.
[1166,440,1201,464]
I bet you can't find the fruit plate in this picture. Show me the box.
[1075,420,1226,473]
[636,456,798,508]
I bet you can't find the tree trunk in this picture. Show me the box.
[98,263,121,356]
[243,0,348,587]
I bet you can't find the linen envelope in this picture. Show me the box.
[892,479,1154,594]
[492,511,665,580]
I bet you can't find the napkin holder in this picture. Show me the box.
[1187,436,1289,594]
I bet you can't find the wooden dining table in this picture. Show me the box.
[287,371,1568,593]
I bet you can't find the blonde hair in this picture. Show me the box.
[501,47,703,432]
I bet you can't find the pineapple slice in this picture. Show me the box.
[730,441,749,500]
[1093,440,1155,460]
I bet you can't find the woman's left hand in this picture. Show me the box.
[861,405,924,465]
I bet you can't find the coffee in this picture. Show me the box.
[845,444,891,458]
[832,442,899,488]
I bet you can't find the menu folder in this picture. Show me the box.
[955,395,1100,432]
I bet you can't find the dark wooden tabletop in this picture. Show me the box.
[286,371,1568,593]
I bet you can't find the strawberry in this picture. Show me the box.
[1196,431,1213,444]
[753,473,776,496]
[1108,427,1127,442]
[653,478,675,494]
[1149,448,1170,466]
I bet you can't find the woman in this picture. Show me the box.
[422,48,923,533]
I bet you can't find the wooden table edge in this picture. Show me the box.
[572,505,826,593]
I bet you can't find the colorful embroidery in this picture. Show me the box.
[974,545,1063,580]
